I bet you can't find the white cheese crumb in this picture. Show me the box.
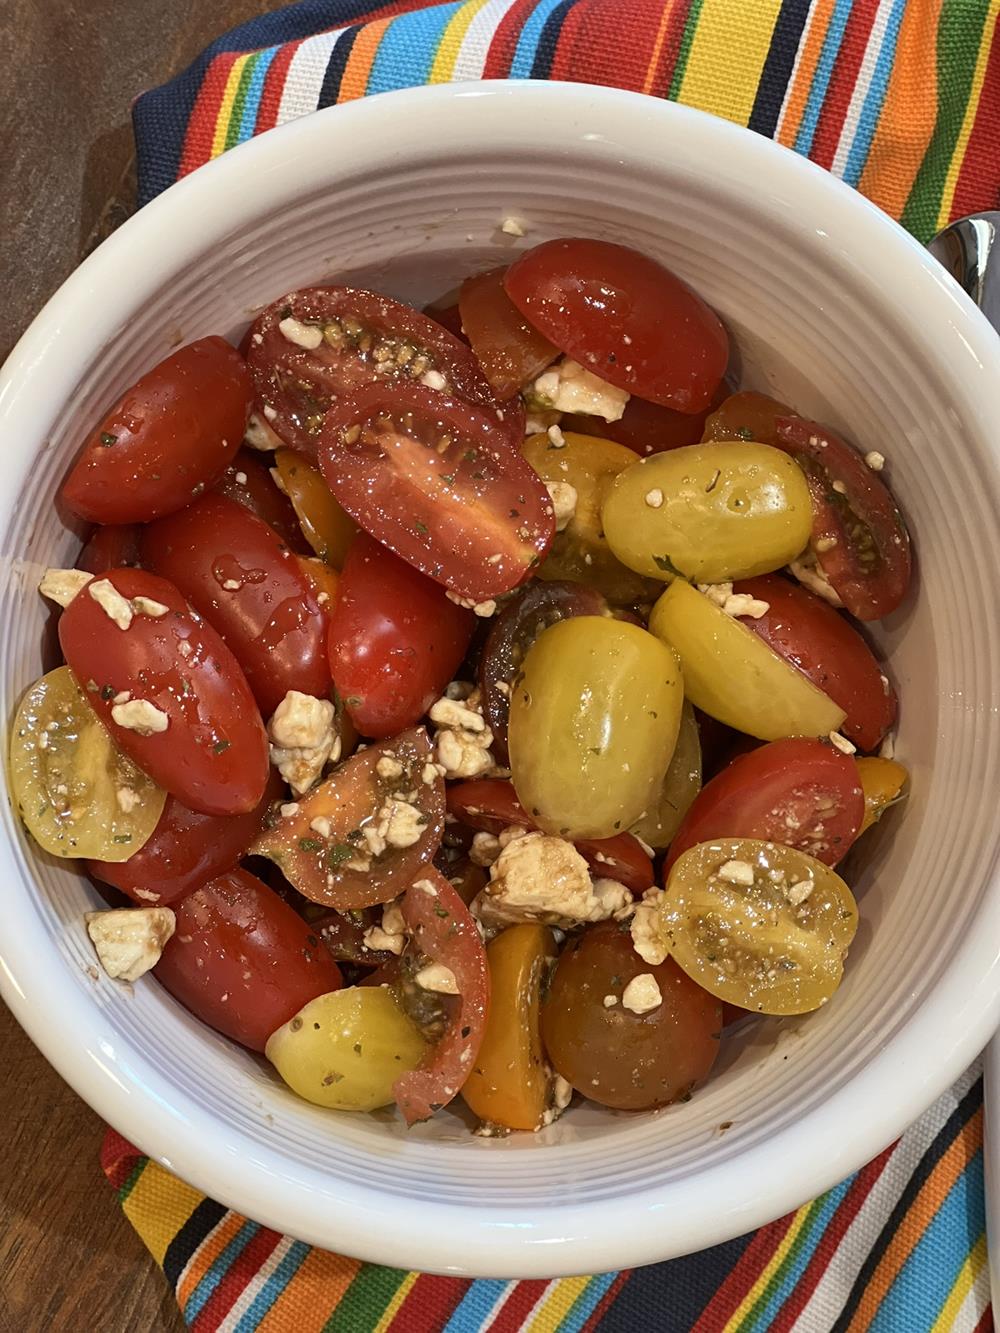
[545,481,578,532]
[429,695,486,733]
[644,489,664,509]
[116,786,141,814]
[111,698,169,735]
[446,591,498,617]
[415,962,459,995]
[429,689,496,779]
[420,368,448,392]
[278,316,324,350]
[470,830,502,867]
[364,797,425,855]
[832,480,847,495]
[234,471,248,485]
[85,907,175,982]
[717,859,756,886]
[280,802,300,818]
[39,568,92,608]
[697,582,769,619]
[547,424,566,448]
[630,888,670,965]
[828,731,857,755]
[864,451,885,471]
[788,553,843,607]
[222,578,241,591]
[475,833,629,929]
[603,994,619,1008]
[88,579,134,630]
[267,690,340,794]
[786,879,814,906]
[414,878,438,896]
[622,973,662,1015]
[132,596,169,618]
[531,357,630,422]
[376,755,404,780]
[362,900,407,955]
[501,216,526,237]
[245,411,281,450]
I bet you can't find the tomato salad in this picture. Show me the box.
[10,235,911,1133]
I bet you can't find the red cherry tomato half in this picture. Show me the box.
[77,524,142,575]
[458,266,557,399]
[61,338,252,524]
[318,383,555,601]
[154,868,342,1051]
[446,779,654,894]
[734,575,897,752]
[421,298,469,345]
[214,447,310,553]
[327,533,474,739]
[565,381,728,458]
[774,417,912,621]
[504,239,729,412]
[393,870,489,1125]
[247,286,520,455]
[665,737,864,871]
[141,493,331,717]
[89,769,283,906]
[58,567,269,815]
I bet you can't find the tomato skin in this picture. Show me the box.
[774,417,912,621]
[214,448,310,553]
[701,390,793,446]
[422,299,469,344]
[504,238,729,412]
[154,869,342,1051]
[566,381,728,457]
[89,769,282,906]
[61,338,252,524]
[665,737,864,872]
[459,266,557,398]
[77,524,142,574]
[141,493,331,717]
[318,383,554,601]
[58,567,269,816]
[327,534,474,739]
[734,575,897,751]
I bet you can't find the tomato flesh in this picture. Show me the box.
[459,266,557,398]
[214,448,310,553]
[77,525,142,575]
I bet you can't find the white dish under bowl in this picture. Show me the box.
[2,82,1000,1278]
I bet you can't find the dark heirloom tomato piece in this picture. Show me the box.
[61,337,252,524]
[701,390,794,446]
[421,298,469,344]
[393,870,489,1125]
[734,575,897,751]
[251,727,444,910]
[566,381,728,457]
[774,417,912,621]
[479,580,608,761]
[246,286,518,455]
[141,493,331,717]
[665,737,865,871]
[317,383,555,601]
[89,769,283,906]
[154,868,342,1051]
[58,568,269,816]
[327,534,474,739]
[504,238,729,412]
[458,266,557,399]
[77,524,142,575]
[213,448,310,553]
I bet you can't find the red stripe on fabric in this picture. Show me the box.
[100,1130,138,1188]
[949,11,1000,222]
[690,1211,799,1331]
[973,1306,995,1333]
[190,1226,284,1333]
[386,1274,470,1332]
[254,38,305,134]
[177,52,244,179]
[487,1279,552,1333]
[483,0,539,78]
[581,1271,632,1332]
[549,0,663,93]
[809,0,881,168]
[647,0,697,99]
[768,1144,897,1333]
[546,0,592,82]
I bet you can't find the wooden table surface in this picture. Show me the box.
[1,4,286,1329]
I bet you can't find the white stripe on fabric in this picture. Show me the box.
[276,28,350,124]
[477,1281,519,1331]
[450,0,524,80]
[949,1248,992,1333]
[217,1234,295,1333]
[774,0,825,141]
[829,0,896,179]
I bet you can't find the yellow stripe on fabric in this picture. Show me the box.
[429,0,494,82]
[121,1161,206,1268]
[211,55,253,159]
[372,1271,421,1332]
[930,1232,989,1333]
[936,0,1000,230]
[527,1277,591,1331]
[676,0,784,125]
[722,1204,814,1332]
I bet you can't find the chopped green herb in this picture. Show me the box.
[441,473,456,485]
[735,426,754,440]
[113,834,132,844]
[653,554,685,578]
[414,521,428,534]
[299,837,322,852]
[327,843,355,867]
[345,696,363,708]
[99,432,118,446]
[705,469,721,493]
[463,449,477,462]
[433,905,450,919]
[213,740,230,754]
[100,684,114,701]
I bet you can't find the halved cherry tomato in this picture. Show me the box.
[154,868,342,1051]
[247,286,518,454]
[61,338,252,524]
[458,266,556,398]
[504,238,729,412]
[273,449,356,566]
[318,383,554,600]
[479,580,608,761]
[701,390,793,446]
[251,728,444,910]
[298,557,340,608]
[214,448,309,553]
[392,869,489,1125]
[665,737,864,871]
[774,417,912,620]
[89,769,283,906]
[327,534,474,739]
[566,381,728,457]
[141,493,331,717]
[733,575,897,751]
[421,298,468,344]
[58,567,269,815]
[77,525,142,575]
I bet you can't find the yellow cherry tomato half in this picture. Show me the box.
[662,837,858,1015]
[275,448,356,566]
[630,699,702,850]
[856,756,908,834]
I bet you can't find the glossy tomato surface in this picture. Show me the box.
[77,524,142,575]
[141,493,331,716]
[701,390,793,446]
[58,568,269,815]
[318,383,554,601]
[155,868,341,1051]
[458,265,556,398]
[504,239,728,412]
[61,338,251,524]
[327,534,474,738]
[214,448,309,553]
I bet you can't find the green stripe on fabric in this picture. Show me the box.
[117,1157,147,1205]
[742,1192,839,1330]
[899,0,991,240]
[668,0,706,100]
[225,52,262,152]
[322,1264,410,1333]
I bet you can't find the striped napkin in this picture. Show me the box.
[110,2,1000,1328]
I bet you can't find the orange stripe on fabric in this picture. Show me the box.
[642,0,678,92]
[777,0,837,148]
[256,1247,362,1333]
[336,16,395,101]
[856,0,943,217]
[176,1212,245,1310]
[845,1106,983,1333]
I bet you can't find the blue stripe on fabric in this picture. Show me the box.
[793,0,855,155]
[365,2,464,93]
[868,1151,986,1333]
[442,1279,514,1332]
[509,0,570,78]
[233,1238,313,1333]
[183,1219,262,1323]
[557,1272,620,1332]
[237,46,281,142]
[842,0,908,185]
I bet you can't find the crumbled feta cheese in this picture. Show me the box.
[222,578,241,591]
[85,907,175,982]
[470,831,502,867]
[234,471,248,485]
[362,900,407,955]
[644,489,664,509]
[786,879,814,906]
[111,698,169,735]
[244,411,281,451]
[267,690,340,794]
[429,696,486,733]
[132,596,169,617]
[603,994,619,1008]
[864,451,885,471]
[420,368,448,392]
[545,481,578,532]
[446,591,497,617]
[500,216,526,237]
[39,568,92,608]
[376,755,404,780]
[363,797,425,856]
[832,480,847,495]
[531,357,630,422]
[429,690,495,778]
[697,582,769,619]
[622,973,662,1015]
[112,690,131,705]
[717,859,756,886]
[788,553,843,607]
[88,579,134,630]
[630,888,670,965]
[475,833,629,929]
[547,424,566,448]
[414,878,438,896]
[278,316,324,350]
[280,802,300,818]
[415,962,459,994]
[552,1073,572,1109]
[116,786,141,814]
[828,731,857,755]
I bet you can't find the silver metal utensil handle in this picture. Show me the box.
[928,211,1000,332]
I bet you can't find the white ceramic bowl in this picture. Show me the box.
[3,82,1000,1279]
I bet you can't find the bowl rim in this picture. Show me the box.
[3,79,1000,1278]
